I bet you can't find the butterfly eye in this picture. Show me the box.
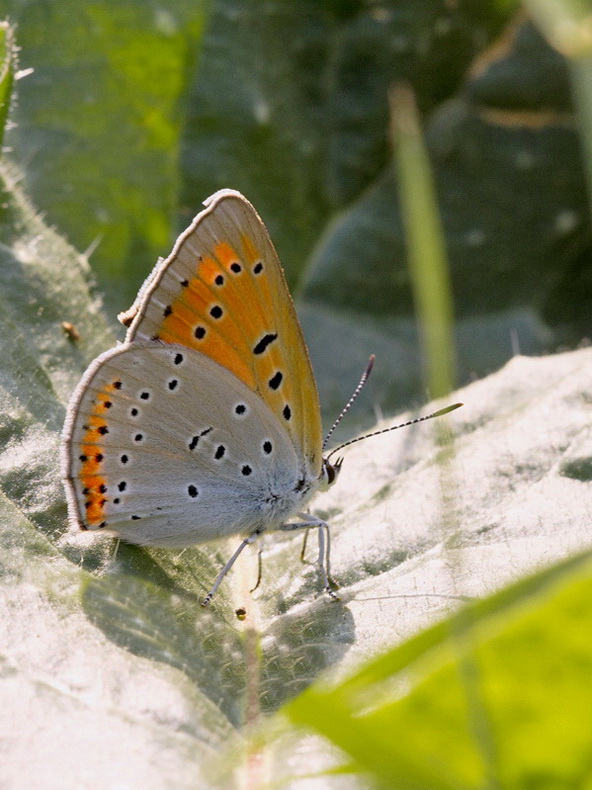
[322,458,342,487]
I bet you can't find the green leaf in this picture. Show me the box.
[284,550,592,788]
[4,160,592,782]
[6,0,207,307]
[5,147,592,781]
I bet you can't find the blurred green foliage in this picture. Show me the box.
[3,0,206,304]
[4,0,505,308]
[8,0,587,418]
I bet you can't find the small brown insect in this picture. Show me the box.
[61,321,81,341]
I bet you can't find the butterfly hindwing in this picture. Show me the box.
[124,190,322,479]
[62,343,303,546]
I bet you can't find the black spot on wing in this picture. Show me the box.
[253,333,277,355]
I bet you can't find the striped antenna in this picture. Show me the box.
[322,355,375,451]
[325,402,463,462]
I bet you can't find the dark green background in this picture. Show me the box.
[2,0,588,423]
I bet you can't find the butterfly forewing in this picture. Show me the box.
[62,343,303,546]
[125,190,322,479]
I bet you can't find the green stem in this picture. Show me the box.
[389,82,456,399]
[0,22,15,154]
[569,55,592,216]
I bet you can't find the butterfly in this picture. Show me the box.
[62,190,460,605]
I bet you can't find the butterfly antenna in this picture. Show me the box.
[326,402,463,462]
[322,355,376,451]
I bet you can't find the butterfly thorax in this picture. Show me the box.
[260,475,318,526]
[252,458,340,534]
[256,458,340,532]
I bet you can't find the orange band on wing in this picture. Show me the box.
[153,250,269,389]
[214,241,239,267]
[77,385,119,526]
[240,233,260,264]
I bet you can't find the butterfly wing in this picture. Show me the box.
[62,343,305,546]
[123,190,322,480]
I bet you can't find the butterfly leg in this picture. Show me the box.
[315,520,340,599]
[279,516,340,601]
[299,529,310,562]
[299,527,338,591]
[315,522,339,601]
[201,530,262,606]
[317,519,339,592]
[249,542,264,594]
[110,538,121,563]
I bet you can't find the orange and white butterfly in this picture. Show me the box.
[62,190,460,604]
